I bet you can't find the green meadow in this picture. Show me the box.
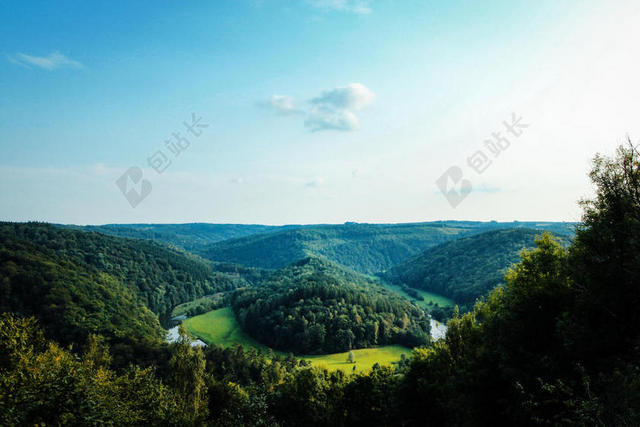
[182,307,412,373]
[182,307,271,352]
[382,283,455,311]
[413,288,455,309]
[304,345,410,373]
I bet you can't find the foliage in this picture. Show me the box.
[347,350,355,363]
[386,228,572,307]
[169,325,207,423]
[184,308,411,372]
[171,292,228,318]
[63,222,289,252]
[200,221,575,274]
[0,228,164,348]
[0,223,250,342]
[398,144,640,425]
[0,314,183,426]
[231,257,430,354]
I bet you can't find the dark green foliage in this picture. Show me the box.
[400,284,424,300]
[0,228,164,347]
[399,144,640,425]
[267,367,347,426]
[0,223,250,333]
[200,221,575,274]
[568,143,640,359]
[386,228,572,306]
[340,365,401,425]
[0,314,184,426]
[231,257,430,354]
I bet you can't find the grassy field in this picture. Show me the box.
[414,289,455,308]
[304,345,410,373]
[182,307,271,352]
[182,307,412,373]
[383,283,455,311]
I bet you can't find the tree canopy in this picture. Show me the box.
[231,257,431,354]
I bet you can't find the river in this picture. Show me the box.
[166,326,207,347]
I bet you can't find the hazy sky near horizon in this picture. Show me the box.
[1,0,639,225]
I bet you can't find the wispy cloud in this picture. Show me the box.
[7,51,83,70]
[306,83,375,131]
[305,177,324,187]
[258,95,303,115]
[307,0,372,14]
[260,83,375,132]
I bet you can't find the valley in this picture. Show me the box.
[182,307,412,373]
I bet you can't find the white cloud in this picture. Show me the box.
[262,83,375,132]
[310,82,375,111]
[308,0,372,14]
[7,51,83,70]
[305,83,375,132]
[259,95,302,115]
[305,106,360,132]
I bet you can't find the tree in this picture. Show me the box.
[169,325,207,423]
[569,140,640,356]
[0,314,180,425]
[347,350,356,364]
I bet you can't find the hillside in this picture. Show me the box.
[0,223,251,345]
[0,225,163,348]
[61,223,298,252]
[198,222,575,274]
[385,228,571,306]
[200,222,477,274]
[231,256,431,354]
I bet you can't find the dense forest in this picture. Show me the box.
[199,221,575,274]
[0,224,252,343]
[0,230,163,348]
[385,228,572,309]
[1,145,638,425]
[231,257,430,353]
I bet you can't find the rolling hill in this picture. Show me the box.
[61,223,297,252]
[384,228,572,306]
[0,222,252,346]
[199,222,477,274]
[231,256,431,354]
[198,221,576,274]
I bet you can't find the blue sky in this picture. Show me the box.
[1,0,639,224]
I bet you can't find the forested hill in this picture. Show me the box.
[200,221,574,274]
[385,228,572,306]
[231,256,431,354]
[0,223,250,345]
[62,223,295,252]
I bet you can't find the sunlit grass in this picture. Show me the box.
[183,307,412,373]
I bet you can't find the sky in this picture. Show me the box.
[1,0,639,225]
